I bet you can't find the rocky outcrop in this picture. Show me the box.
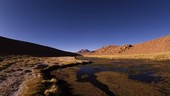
[117,44,133,53]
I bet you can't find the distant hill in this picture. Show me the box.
[90,35,170,55]
[90,45,119,55]
[77,49,91,54]
[0,36,79,57]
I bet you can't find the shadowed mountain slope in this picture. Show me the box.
[0,36,79,57]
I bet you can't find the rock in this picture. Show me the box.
[117,44,133,53]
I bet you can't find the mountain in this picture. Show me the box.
[90,35,170,55]
[78,49,91,54]
[0,36,79,57]
[90,45,119,55]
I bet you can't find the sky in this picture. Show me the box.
[0,0,170,52]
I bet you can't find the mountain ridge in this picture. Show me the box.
[77,49,91,54]
[0,36,79,57]
[89,35,170,55]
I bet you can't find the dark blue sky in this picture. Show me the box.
[0,0,170,52]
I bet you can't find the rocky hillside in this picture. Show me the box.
[90,45,119,55]
[0,36,79,56]
[90,35,170,55]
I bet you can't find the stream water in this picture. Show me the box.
[76,65,115,96]
[76,64,162,96]
[77,64,162,83]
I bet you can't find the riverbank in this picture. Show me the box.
[0,55,90,96]
[83,52,170,61]
[1,55,170,96]
[48,57,170,96]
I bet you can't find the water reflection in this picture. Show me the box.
[76,66,115,96]
[129,72,162,83]
[76,64,162,95]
